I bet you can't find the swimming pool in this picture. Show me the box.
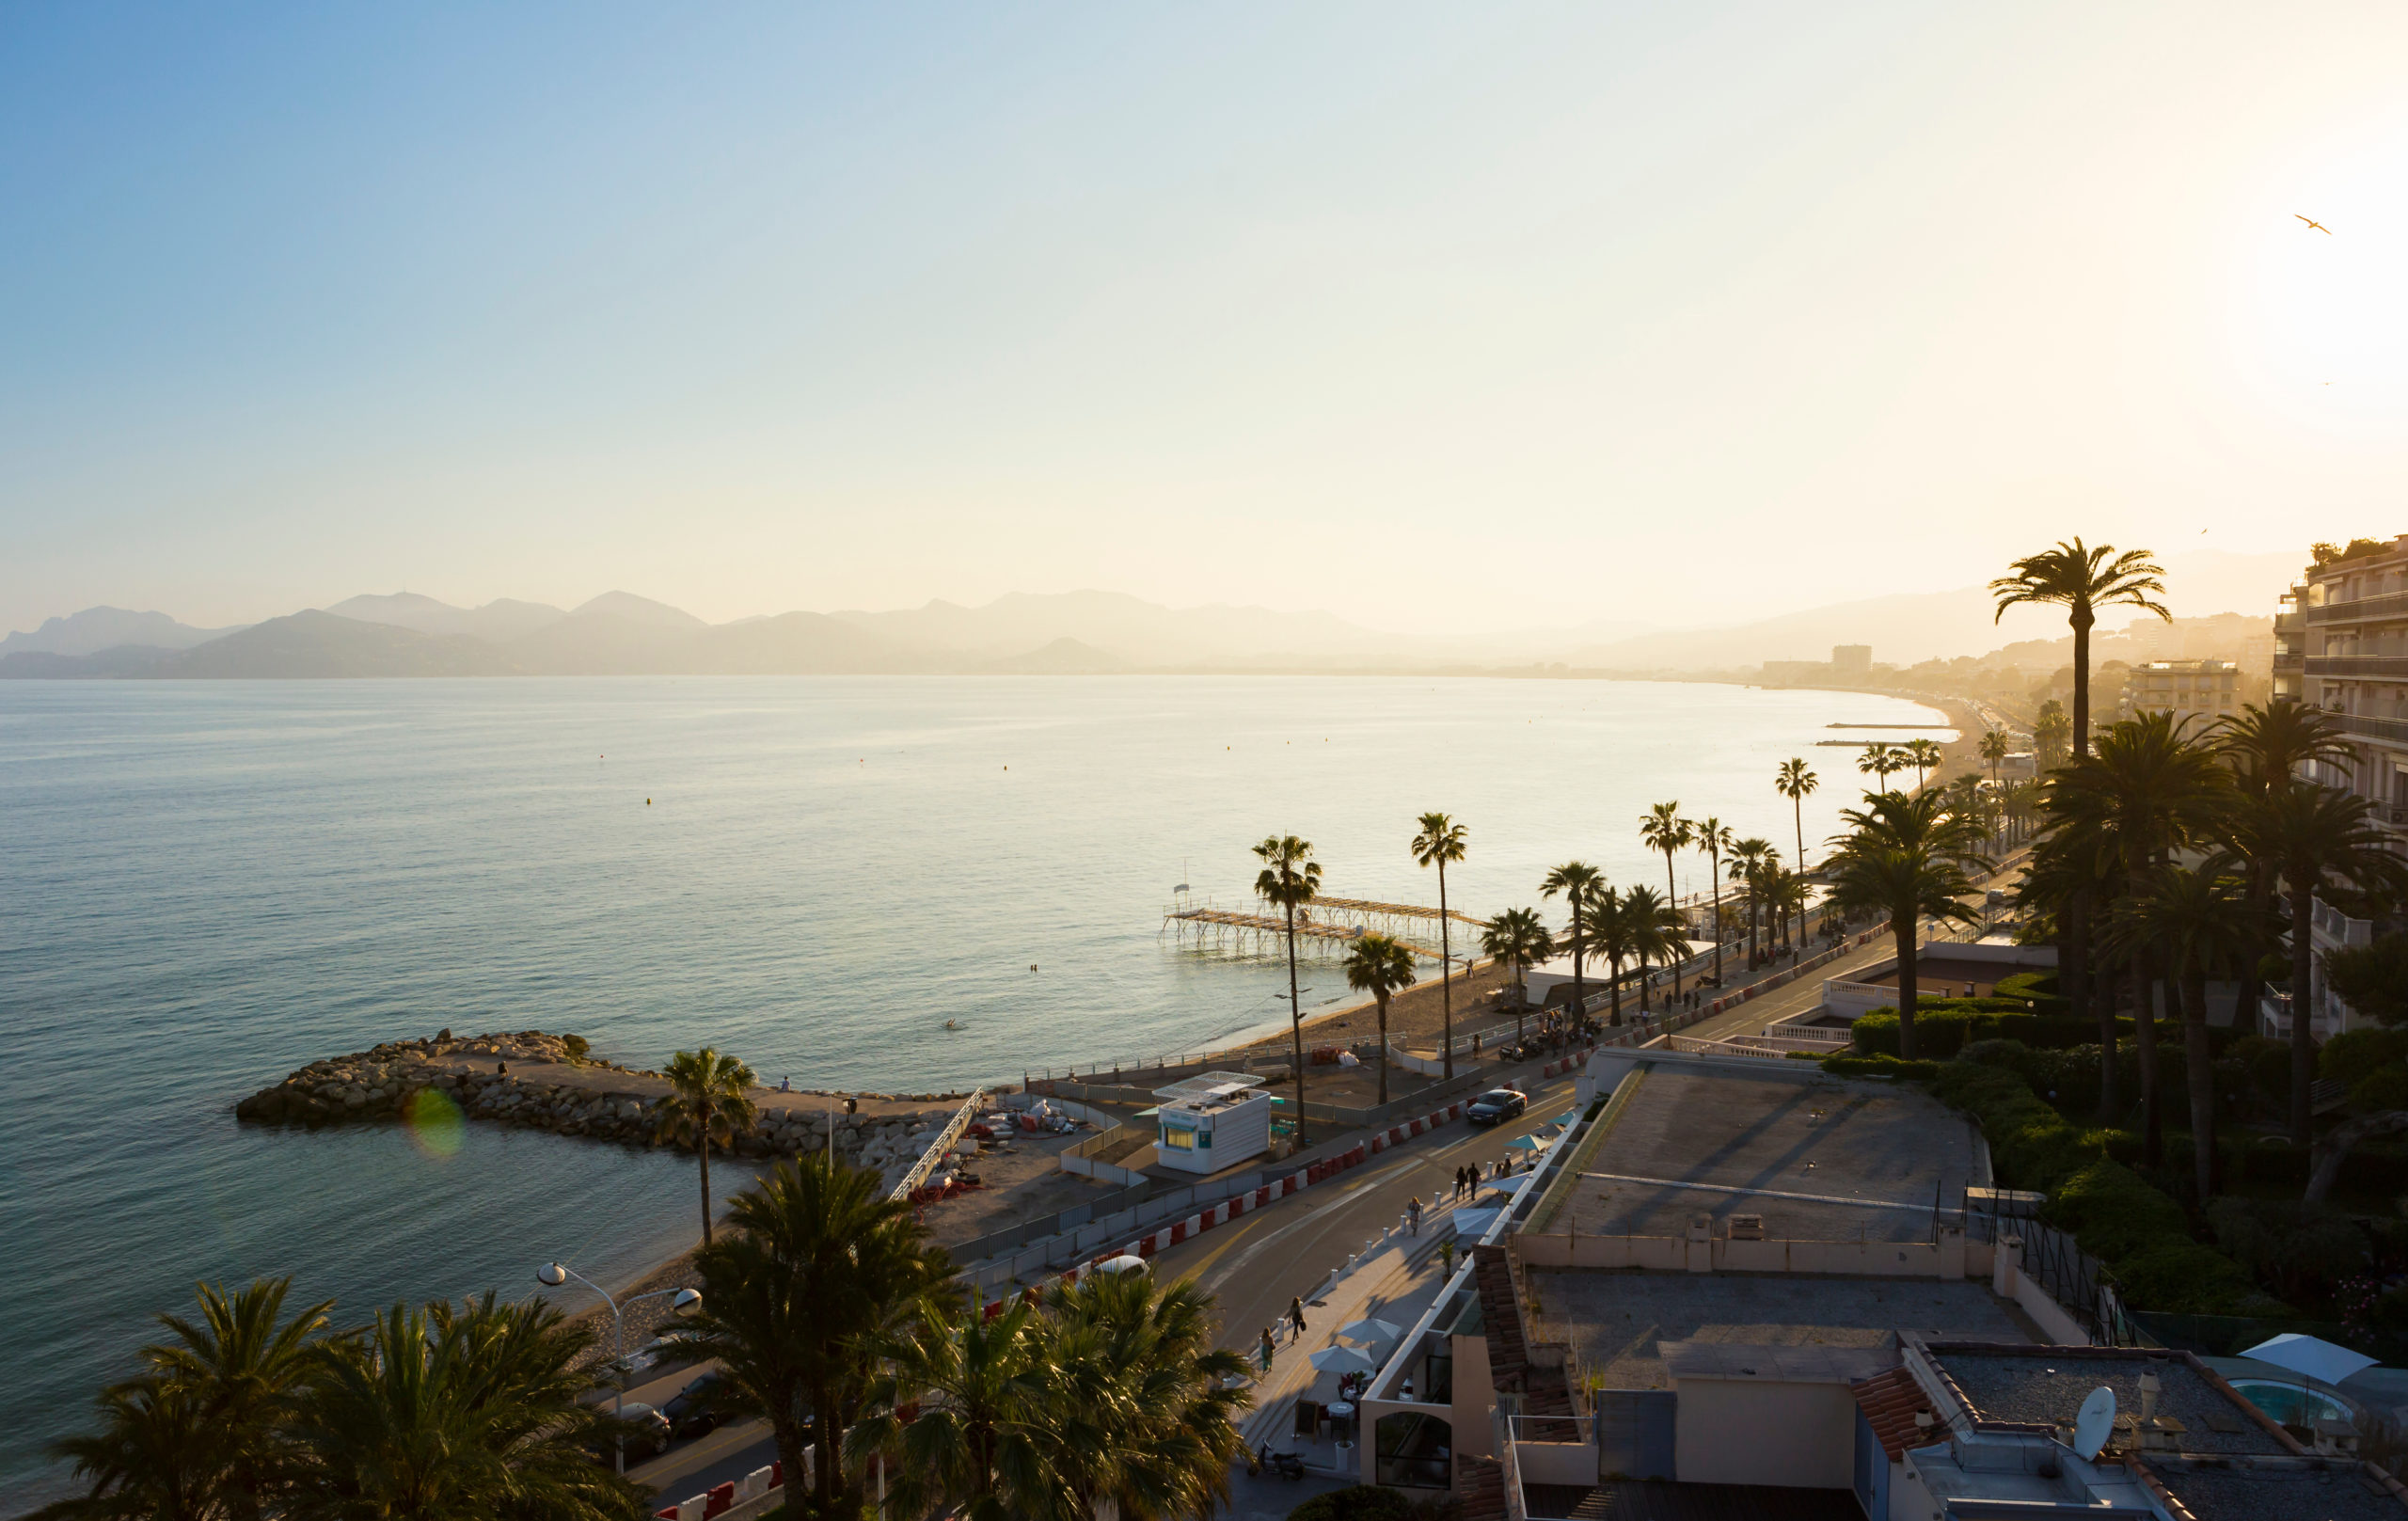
[2227,1378,2353,1425]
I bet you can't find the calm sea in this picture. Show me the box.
[0,675,1937,1504]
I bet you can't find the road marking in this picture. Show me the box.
[1582,1172,1936,1212]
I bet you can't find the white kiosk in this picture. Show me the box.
[1150,1072,1273,1175]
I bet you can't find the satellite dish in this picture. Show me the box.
[2072,1385,2116,1460]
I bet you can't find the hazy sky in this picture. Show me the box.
[5,3,2405,635]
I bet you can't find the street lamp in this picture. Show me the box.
[536,1261,703,1475]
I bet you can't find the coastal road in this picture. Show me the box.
[623,1063,1578,1505]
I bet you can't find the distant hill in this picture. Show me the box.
[983,637,1127,674]
[329,593,564,642]
[0,607,241,657]
[172,610,518,677]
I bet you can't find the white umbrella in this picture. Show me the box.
[1504,1133,1545,1152]
[1309,1345,1379,1375]
[1339,1317,1402,1345]
[1092,1255,1149,1277]
[2242,1334,2377,1388]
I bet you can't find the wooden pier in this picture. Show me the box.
[1161,899,1447,960]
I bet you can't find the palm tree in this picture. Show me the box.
[1344,933,1418,1107]
[1858,743,1907,795]
[1824,791,1990,1058]
[1044,1263,1252,1518]
[33,1380,228,1521]
[36,1279,336,1521]
[1761,866,1812,955]
[2108,862,2255,1201]
[1411,812,1469,1079]
[653,1047,759,1246]
[1777,757,1819,949]
[855,1299,1068,1521]
[1576,889,1635,1025]
[677,1155,953,1516]
[1689,816,1735,986]
[2034,702,2072,768]
[1993,539,2169,1049]
[282,1295,642,1521]
[2245,783,2408,1146]
[1728,838,1775,969]
[1540,861,1605,1025]
[1254,834,1323,1146]
[2042,714,2235,1161]
[1904,737,1944,792]
[1479,908,1555,1044]
[1638,804,1692,996]
[1979,728,2012,789]
[1617,883,1688,1016]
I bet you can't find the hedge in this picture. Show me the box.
[1817,1054,1941,1081]
[1851,1002,2194,1060]
[1922,1064,2262,1314]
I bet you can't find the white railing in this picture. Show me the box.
[891,1087,988,1200]
[1723,1030,1852,1053]
[1667,1034,1790,1060]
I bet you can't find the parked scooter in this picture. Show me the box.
[1254,1443,1307,1480]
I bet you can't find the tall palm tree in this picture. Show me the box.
[1690,816,1735,985]
[1992,539,2169,1041]
[1904,737,1944,792]
[1344,933,1418,1107]
[282,1295,642,1521]
[1728,838,1775,969]
[2244,783,2408,1146]
[676,1155,953,1516]
[1254,834,1323,1146]
[1479,908,1555,1044]
[2108,862,2255,1202]
[2042,714,2235,1161]
[1824,791,1990,1058]
[1638,804,1692,996]
[1576,889,1635,1025]
[1617,883,1688,1016]
[1540,861,1605,1025]
[1777,757,1819,949]
[33,1379,228,1521]
[2214,699,2356,1069]
[1411,812,1469,1079]
[1858,743,1907,795]
[1045,1260,1252,1518]
[1761,866,1812,955]
[653,1047,759,1246]
[2033,702,2072,768]
[1979,728,2012,788]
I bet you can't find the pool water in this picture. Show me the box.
[2228,1378,2352,1425]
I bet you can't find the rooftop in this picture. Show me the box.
[1927,1343,2295,1459]
[2142,1454,2408,1521]
[1149,1071,1265,1110]
[1530,1272,2028,1391]
[1561,1064,1980,1243]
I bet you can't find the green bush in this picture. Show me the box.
[1851,1004,2184,1060]
[1992,971,2064,1005]
[1957,1038,2031,1069]
[1288,1488,1450,1521]
[1924,1065,2260,1314]
[1817,1054,1941,1080]
[2322,1027,2408,1082]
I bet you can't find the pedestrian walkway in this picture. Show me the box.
[1235,1207,1461,1476]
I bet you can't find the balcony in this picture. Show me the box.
[2312,897,2376,949]
[2310,589,2408,626]
[2274,651,2304,673]
[2339,711,2408,745]
[2306,656,2408,677]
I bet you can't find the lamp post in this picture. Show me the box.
[537,1261,702,1475]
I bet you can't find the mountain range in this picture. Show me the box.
[0,548,2304,679]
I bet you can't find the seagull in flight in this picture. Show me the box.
[2298,214,2333,234]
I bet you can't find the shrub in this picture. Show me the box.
[1851,1004,2187,1060]
[1288,1488,1448,1521]
[1924,1065,2259,1314]
[2321,1028,2408,1082]
[1817,1054,1941,1080]
[2208,1198,2371,1306]
[1992,971,2065,1006]
[2227,1036,2291,1101]
[1956,1038,2031,1069]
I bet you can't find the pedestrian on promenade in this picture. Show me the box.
[1290,1296,1307,1339]
[1408,1196,1423,1235]
[1259,1328,1276,1371]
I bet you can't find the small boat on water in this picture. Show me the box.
[943,1019,963,1031]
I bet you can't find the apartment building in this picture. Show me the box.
[2118,658,2240,730]
[2268,535,2408,1040]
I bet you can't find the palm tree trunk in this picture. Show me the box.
[1286,901,1307,1148]
[1793,802,1808,954]
[1896,913,1919,1060]
[2131,944,2162,1166]
[1437,862,1454,1081]
[812,1380,837,1509]
[1708,846,1723,986]
[1638,951,1652,1015]
[1569,891,1587,1025]
[699,1129,714,1245]
[1608,955,1624,1025]
[1667,852,1686,999]
[2290,879,2316,1149]
[2183,961,2215,1202]
[1376,992,1389,1107]
[2072,890,2112,1120]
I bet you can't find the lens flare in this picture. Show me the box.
[404,1086,465,1158]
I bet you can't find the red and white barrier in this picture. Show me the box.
[656,1461,783,1521]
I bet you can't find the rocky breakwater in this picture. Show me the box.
[233,1029,978,1192]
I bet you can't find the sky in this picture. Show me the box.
[5,2,2407,636]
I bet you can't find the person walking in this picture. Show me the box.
[1290,1295,1307,1340]
[1408,1195,1423,1236]
[1259,1327,1277,1372]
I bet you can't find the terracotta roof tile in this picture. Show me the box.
[1852,1367,1934,1463]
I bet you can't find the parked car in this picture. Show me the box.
[589,1402,672,1463]
[662,1372,725,1440]
[1465,1088,1528,1126]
